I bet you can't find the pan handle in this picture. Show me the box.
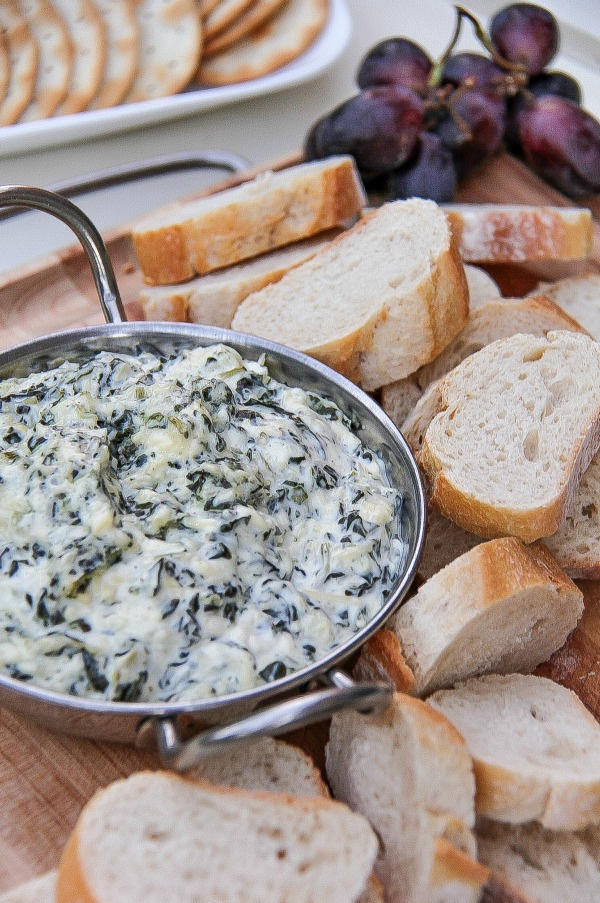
[0,185,126,325]
[139,670,393,772]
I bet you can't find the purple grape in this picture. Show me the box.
[434,87,507,178]
[528,71,582,104]
[490,3,559,76]
[303,86,425,179]
[441,52,505,90]
[357,38,432,92]
[386,132,457,202]
[519,95,600,197]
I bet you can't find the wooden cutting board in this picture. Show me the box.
[1,150,600,897]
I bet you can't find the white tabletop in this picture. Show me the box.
[1,0,599,274]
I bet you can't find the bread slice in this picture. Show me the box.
[56,770,378,903]
[233,198,469,390]
[197,0,329,86]
[382,294,588,431]
[356,537,583,697]
[443,204,593,263]
[138,231,340,325]
[430,838,490,903]
[192,736,328,797]
[430,674,600,830]
[530,274,600,342]
[464,264,501,310]
[326,692,482,903]
[536,580,600,716]
[477,819,600,903]
[0,873,56,903]
[131,156,366,285]
[418,330,600,542]
[542,452,600,578]
[416,505,484,581]
[192,736,389,903]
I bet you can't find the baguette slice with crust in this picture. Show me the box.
[382,294,588,431]
[192,736,328,797]
[430,674,600,830]
[138,231,340,325]
[0,873,56,903]
[477,820,600,903]
[131,156,366,284]
[326,692,481,903]
[443,204,593,263]
[530,274,600,342]
[233,198,469,390]
[418,330,600,542]
[56,770,378,903]
[356,537,583,697]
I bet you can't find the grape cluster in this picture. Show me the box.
[304,3,600,201]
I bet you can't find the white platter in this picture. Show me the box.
[0,0,351,159]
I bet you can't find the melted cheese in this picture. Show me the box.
[0,344,406,702]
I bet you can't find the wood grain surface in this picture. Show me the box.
[1,150,600,898]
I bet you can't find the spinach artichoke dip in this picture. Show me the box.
[0,343,406,703]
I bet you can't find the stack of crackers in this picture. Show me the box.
[0,0,330,128]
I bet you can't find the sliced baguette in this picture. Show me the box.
[192,737,385,903]
[417,505,484,581]
[464,264,501,310]
[356,538,583,697]
[477,819,600,903]
[536,580,600,715]
[529,274,600,342]
[56,770,378,903]
[0,873,56,903]
[430,674,600,830]
[192,736,328,797]
[418,330,600,542]
[138,231,340,325]
[233,198,469,390]
[542,454,600,578]
[443,204,593,263]
[382,294,589,432]
[429,838,490,903]
[131,156,366,284]
[326,692,480,903]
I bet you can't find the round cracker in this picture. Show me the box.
[0,30,10,107]
[19,0,74,121]
[203,0,254,41]
[204,0,287,57]
[199,0,222,17]
[198,0,329,86]
[0,2,39,126]
[123,0,202,103]
[52,0,107,115]
[89,0,139,109]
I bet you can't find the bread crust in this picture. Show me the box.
[132,158,365,285]
[444,205,593,263]
[423,416,600,542]
[419,332,600,543]
[354,626,416,692]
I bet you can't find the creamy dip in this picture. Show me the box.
[0,343,406,702]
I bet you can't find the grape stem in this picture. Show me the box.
[454,5,529,86]
[428,11,463,87]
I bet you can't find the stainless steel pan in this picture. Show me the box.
[0,185,425,770]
